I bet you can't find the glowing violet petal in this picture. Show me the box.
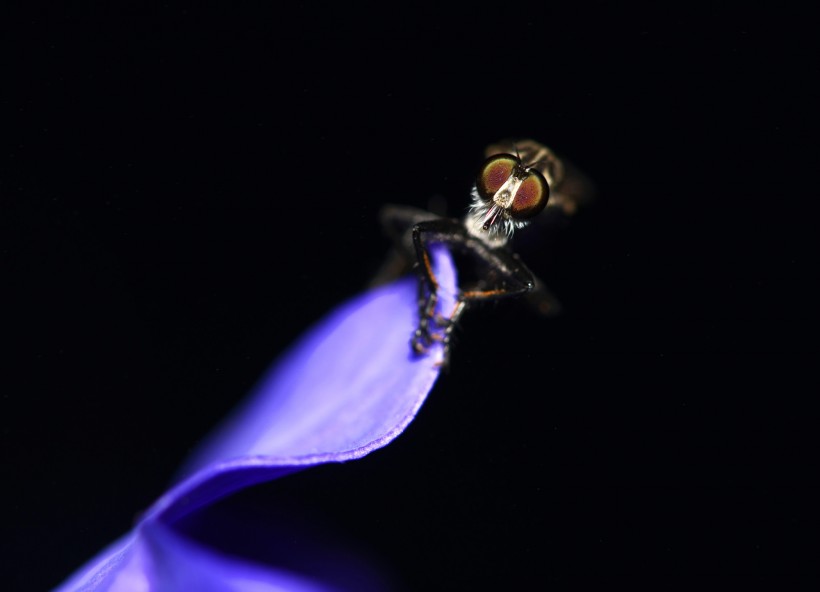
[56,247,457,591]
[56,524,338,592]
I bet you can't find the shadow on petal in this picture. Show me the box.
[169,491,396,592]
[142,520,365,592]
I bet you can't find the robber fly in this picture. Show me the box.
[375,139,591,368]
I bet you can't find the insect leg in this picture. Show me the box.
[410,218,465,355]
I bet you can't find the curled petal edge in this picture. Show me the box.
[56,247,457,591]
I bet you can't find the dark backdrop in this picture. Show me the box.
[3,5,816,590]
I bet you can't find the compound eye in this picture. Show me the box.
[510,168,549,220]
[476,154,518,201]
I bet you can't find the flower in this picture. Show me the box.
[55,247,457,591]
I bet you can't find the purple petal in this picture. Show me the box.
[56,246,457,590]
[148,245,457,524]
[53,533,140,592]
[55,524,339,592]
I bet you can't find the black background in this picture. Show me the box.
[3,5,816,590]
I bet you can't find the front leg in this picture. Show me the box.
[410,218,464,355]
[411,219,536,365]
[415,219,535,305]
[411,273,441,354]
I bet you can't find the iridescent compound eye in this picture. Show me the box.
[476,154,519,201]
[510,167,549,220]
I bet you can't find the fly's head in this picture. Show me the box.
[465,148,550,246]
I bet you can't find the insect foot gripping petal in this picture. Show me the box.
[411,280,441,355]
[432,298,467,370]
[410,245,460,367]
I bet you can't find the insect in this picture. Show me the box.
[375,139,591,367]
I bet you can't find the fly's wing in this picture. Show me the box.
[549,158,596,216]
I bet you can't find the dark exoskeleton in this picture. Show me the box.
[374,139,593,367]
